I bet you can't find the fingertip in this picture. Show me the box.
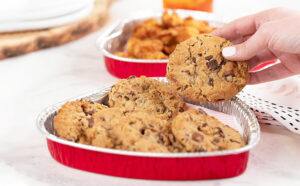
[221,46,241,61]
[223,42,255,61]
[222,46,236,57]
[210,29,220,36]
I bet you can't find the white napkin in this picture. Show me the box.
[237,76,300,134]
[0,0,94,32]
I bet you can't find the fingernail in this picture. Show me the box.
[222,46,236,57]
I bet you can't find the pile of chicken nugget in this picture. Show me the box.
[115,11,215,60]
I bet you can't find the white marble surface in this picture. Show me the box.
[1,0,300,185]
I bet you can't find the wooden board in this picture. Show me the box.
[0,0,112,60]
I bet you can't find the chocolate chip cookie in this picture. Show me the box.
[167,34,249,102]
[53,100,108,143]
[171,109,245,152]
[112,111,171,153]
[108,76,185,120]
[85,107,127,148]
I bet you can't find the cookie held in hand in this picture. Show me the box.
[167,34,249,102]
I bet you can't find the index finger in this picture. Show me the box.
[211,14,257,40]
[211,8,292,41]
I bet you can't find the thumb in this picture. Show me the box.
[222,26,270,61]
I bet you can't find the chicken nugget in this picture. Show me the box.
[175,26,199,42]
[115,52,135,58]
[127,38,164,58]
[163,44,177,55]
[162,11,183,28]
[133,18,162,39]
[157,28,178,45]
[184,17,214,33]
[140,51,168,59]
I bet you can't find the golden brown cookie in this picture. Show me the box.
[53,100,108,143]
[112,111,171,153]
[108,76,185,120]
[171,110,245,152]
[85,107,127,148]
[167,34,249,102]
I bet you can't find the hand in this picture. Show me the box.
[212,8,300,84]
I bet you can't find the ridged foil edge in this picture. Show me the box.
[37,78,260,157]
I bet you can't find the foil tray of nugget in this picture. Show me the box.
[37,77,260,180]
[97,9,224,78]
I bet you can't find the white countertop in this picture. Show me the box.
[1,0,300,185]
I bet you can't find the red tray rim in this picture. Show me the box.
[36,83,260,158]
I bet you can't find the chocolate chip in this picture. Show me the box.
[127,75,136,79]
[217,99,225,101]
[197,126,201,131]
[162,105,167,113]
[219,60,225,66]
[207,78,214,86]
[212,138,220,144]
[140,127,146,135]
[196,147,206,152]
[206,59,219,70]
[129,121,135,125]
[192,57,196,63]
[167,110,173,118]
[230,139,241,143]
[205,55,213,60]
[198,53,202,57]
[182,85,188,91]
[182,70,191,75]
[198,108,207,115]
[123,110,131,115]
[88,118,94,128]
[124,96,129,101]
[224,70,234,77]
[220,41,227,48]
[100,94,109,106]
[169,77,177,83]
[221,58,229,65]
[202,123,208,127]
[86,110,95,115]
[214,127,225,138]
[158,133,166,144]
[129,91,135,96]
[192,132,203,142]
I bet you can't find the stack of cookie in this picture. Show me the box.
[54,75,246,153]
